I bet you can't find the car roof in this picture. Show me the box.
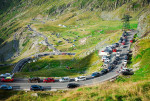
[0,85,9,87]
[31,85,40,87]
[62,77,69,79]
[6,77,12,79]
[78,76,86,78]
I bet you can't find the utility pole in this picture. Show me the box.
[121,14,132,31]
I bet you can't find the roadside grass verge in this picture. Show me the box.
[116,34,150,82]
[1,80,150,101]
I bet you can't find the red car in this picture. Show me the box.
[122,42,125,45]
[113,49,117,52]
[1,77,14,82]
[43,78,55,83]
[130,40,133,43]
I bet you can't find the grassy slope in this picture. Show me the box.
[1,80,150,101]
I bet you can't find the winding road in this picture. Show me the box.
[0,30,137,91]
[27,25,60,52]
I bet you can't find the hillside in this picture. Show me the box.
[0,0,150,101]
[0,0,149,63]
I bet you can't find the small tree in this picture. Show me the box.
[121,14,132,31]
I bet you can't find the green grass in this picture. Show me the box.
[17,51,102,77]
[1,80,150,101]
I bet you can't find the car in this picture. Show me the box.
[91,72,100,77]
[103,62,109,68]
[124,60,127,64]
[116,57,120,61]
[113,43,119,47]
[0,73,13,78]
[122,42,125,45]
[101,69,108,74]
[43,78,55,83]
[125,55,128,60]
[1,77,14,82]
[59,77,70,82]
[118,39,122,43]
[107,66,114,71]
[75,76,86,81]
[28,77,40,83]
[0,85,13,90]
[30,85,44,91]
[113,60,118,65]
[104,58,110,62]
[67,83,80,88]
[120,45,124,48]
[116,52,120,57]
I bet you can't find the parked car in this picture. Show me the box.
[75,76,86,81]
[102,55,110,60]
[120,45,124,48]
[30,85,44,91]
[116,52,120,57]
[91,72,100,77]
[101,69,108,74]
[107,66,114,71]
[103,62,109,68]
[104,58,110,62]
[112,43,119,47]
[43,78,55,83]
[0,85,13,90]
[113,60,118,65]
[1,77,14,82]
[122,42,125,45]
[115,57,120,61]
[59,77,70,82]
[124,60,127,64]
[125,55,128,60]
[67,83,80,88]
[0,73,13,78]
[28,77,40,83]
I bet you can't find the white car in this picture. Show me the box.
[0,73,13,78]
[104,58,110,62]
[116,52,120,57]
[59,77,70,82]
[120,45,124,48]
[123,60,127,65]
[75,76,86,81]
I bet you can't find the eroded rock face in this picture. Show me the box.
[137,11,150,37]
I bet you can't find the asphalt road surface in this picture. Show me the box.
[1,30,136,91]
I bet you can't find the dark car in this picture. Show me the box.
[91,72,100,77]
[28,77,40,83]
[125,55,128,60]
[114,43,119,47]
[101,69,108,75]
[0,85,13,90]
[116,57,120,61]
[113,60,118,65]
[107,66,114,71]
[30,85,44,91]
[67,83,80,88]
[121,71,134,75]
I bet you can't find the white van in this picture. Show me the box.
[59,77,70,82]
[75,76,86,81]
